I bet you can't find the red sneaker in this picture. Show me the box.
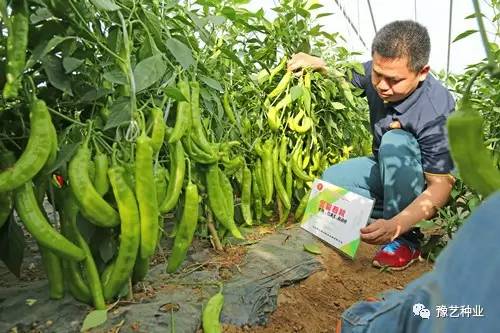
[372,239,421,271]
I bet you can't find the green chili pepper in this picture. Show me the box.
[241,165,253,226]
[202,290,224,333]
[188,134,218,163]
[219,168,235,222]
[69,144,120,227]
[58,189,104,309]
[61,259,91,304]
[278,163,294,225]
[288,109,313,133]
[272,145,291,209]
[3,0,29,100]
[254,158,265,201]
[132,255,150,283]
[447,99,500,197]
[0,193,13,229]
[261,140,274,204]
[206,164,243,239]
[154,166,168,207]
[302,72,312,114]
[150,107,166,154]
[251,170,262,222]
[0,150,16,228]
[267,106,280,131]
[103,165,140,301]
[14,182,85,261]
[160,140,186,213]
[302,142,311,169]
[93,151,110,196]
[169,79,191,143]
[190,81,216,154]
[279,136,288,167]
[136,134,159,259]
[268,57,287,83]
[222,91,237,124]
[0,99,52,193]
[291,143,314,182]
[267,70,292,99]
[295,189,311,222]
[39,246,64,299]
[166,181,199,273]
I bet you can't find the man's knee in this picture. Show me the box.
[321,163,342,184]
[379,129,420,159]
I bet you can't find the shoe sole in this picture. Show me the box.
[372,256,423,271]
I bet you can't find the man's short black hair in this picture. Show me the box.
[371,20,430,72]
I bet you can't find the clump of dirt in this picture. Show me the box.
[224,241,433,333]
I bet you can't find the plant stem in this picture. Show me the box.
[472,0,496,70]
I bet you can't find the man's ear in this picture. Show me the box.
[418,64,431,82]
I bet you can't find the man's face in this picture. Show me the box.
[371,52,430,103]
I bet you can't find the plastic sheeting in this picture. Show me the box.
[0,226,323,332]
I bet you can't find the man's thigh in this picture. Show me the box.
[321,156,383,201]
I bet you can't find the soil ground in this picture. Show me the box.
[224,241,433,333]
[0,228,433,333]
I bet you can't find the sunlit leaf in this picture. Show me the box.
[63,57,84,73]
[133,54,167,92]
[42,55,73,96]
[453,30,478,43]
[163,87,188,102]
[166,38,194,69]
[80,310,107,332]
[103,70,128,85]
[199,75,223,92]
[89,0,120,11]
[105,97,131,130]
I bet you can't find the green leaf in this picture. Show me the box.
[199,75,223,92]
[220,47,246,68]
[26,36,73,68]
[464,12,485,19]
[99,239,115,263]
[105,97,131,130]
[163,87,188,102]
[207,15,226,25]
[48,142,79,174]
[221,7,236,20]
[103,70,128,85]
[296,8,310,18]
[453,30,478,43]
[31,8,52,24]
[63,57,84,73]
[290,85,304,101]
[89,0,120,11]
[308,3,324,10]
[166,38,194,70]
[0,217,25,278]
[415,220,437,230]
[303,243,322,255]
[133,54,167,92]
[316,12,333,19]
[80,310,108,332]
[332,102,346,110]
[26,299,37,306]
[79,88,108,103]
[42,55,73,96]
[350,61,365,75]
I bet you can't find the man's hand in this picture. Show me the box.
[360,219,400,245]
[287,52,327,73]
